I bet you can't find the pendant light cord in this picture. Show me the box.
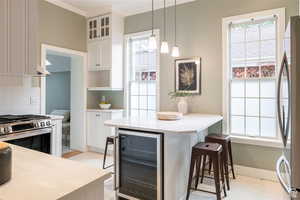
[174,0,177,45]
[152,0,154,36]
[164,0,166,41]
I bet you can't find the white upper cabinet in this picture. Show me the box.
[26,0,39,75]
[0,0,8,74]
[9,0,26,75]
[88,17,100,41]
[87,14,111,42]
[99,15,110,39]
[0,0,38,76]
[88,39,112,71]
[87,13,124,90]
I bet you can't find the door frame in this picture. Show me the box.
[40,44,87,152]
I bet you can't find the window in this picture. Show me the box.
[223,9,285,141]
[125,30,160,118]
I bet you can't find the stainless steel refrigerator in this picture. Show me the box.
[276,16,300,200]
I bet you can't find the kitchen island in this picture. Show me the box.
[105,113,222,200]
[0,144,111,200]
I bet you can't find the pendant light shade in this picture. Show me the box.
[149,0,157,50]
[172,0,179,57]
[161,41,169,53]
[160,0,169,54]
[149,35,157,50]
[171,46,179,57]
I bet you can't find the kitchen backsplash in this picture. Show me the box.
[0,76,41,115]
[87,91,124,109]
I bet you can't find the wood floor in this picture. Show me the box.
[69,152,289,200]
[62,150,82,158]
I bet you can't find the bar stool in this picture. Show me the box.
[204,134,236,191]
[186,142,227,200]
[102,136,114,169]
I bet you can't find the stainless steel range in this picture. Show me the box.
[0,115,52,154]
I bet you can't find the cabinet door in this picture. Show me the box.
[100,15,110,39]
[97,112,112,150]
[86,112,112,150]
[88,17,100,41]
[26,0,38,75]
[0,0,8,74]
[9,0,26,75]
[88,42,100,70]
[99,39,112,68]
[87,112,99,147]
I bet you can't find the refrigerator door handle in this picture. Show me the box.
[276,156,291,194]
[277,53,290,146]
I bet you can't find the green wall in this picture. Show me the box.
[125,0,298,171]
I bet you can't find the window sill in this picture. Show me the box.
[231,135,283,149]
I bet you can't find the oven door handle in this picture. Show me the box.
[114,136,119,191]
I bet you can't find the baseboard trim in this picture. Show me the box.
[235,165,278,182]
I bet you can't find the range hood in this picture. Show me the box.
[35,66,51,76]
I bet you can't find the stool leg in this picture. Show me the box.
[223,144,230,190]
[186,153,196,200]
[102,138,109,169]
[208,158,212,175]
[220,155,227,197]
[213,155,222,200]
[200,155,207,183]
[195,155,202,189]
[228,140,236,179]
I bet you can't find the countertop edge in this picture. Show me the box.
[86,109,124,113]
[104,114,223,134]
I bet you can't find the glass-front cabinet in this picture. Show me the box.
[88,17,99,40]
[88,15,110,41]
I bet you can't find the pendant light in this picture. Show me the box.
[171,0,179,57]
[149,0,157,50]
[160,0,169,53]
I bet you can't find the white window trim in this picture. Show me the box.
[123,29,160,117]
[222,8,285,148]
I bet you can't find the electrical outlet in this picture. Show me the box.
[30,97,40,105]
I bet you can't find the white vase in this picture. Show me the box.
[177,97,188,115]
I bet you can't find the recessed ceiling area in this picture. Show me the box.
[55,0,196,17]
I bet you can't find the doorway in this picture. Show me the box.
[41,44,87,156]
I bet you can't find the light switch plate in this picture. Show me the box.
[30,97,40,105]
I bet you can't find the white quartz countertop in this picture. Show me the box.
[0,145,111,200]
[86,109,124,113]
[105,113,223,134]
[48,114,64,120]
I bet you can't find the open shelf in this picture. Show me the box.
[87,87,123,91]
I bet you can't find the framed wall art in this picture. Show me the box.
[175,57,201,94]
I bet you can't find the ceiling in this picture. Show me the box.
[54,0,196,17]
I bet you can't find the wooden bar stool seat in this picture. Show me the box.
[186,142,227,200]
[102,136,114,169]
[205,134,236,191]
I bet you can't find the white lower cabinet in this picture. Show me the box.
[87,111,123,152]
[51,118,63,157]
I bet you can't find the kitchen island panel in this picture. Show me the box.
[164,129,207,200]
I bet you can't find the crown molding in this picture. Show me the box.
[44,0,87,17]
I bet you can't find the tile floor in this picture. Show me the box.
[69,152,289,200]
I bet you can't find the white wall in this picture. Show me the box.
[0,76,40,115]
